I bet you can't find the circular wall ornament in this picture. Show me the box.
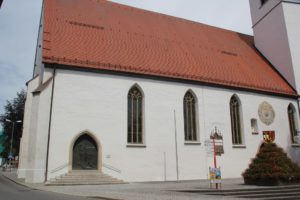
[258,101,275,126]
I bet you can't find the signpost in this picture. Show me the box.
[204,140,214,157]
[207,127,224,189]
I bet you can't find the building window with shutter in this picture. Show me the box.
[251,118,258,135]
[183,90,198,142]
[127,85,144,144]
[230,95,243,145]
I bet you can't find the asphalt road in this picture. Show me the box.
[0,175,89,200]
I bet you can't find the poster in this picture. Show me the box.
[209,167,221,183]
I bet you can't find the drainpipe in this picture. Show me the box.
[45,67,56,183]
[298,96,300,122]
[173,110,179,181]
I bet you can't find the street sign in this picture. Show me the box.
[205,140,214,157]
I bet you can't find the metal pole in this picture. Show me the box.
[174,110,179,181]
[45,67,56,183]
[9,122,15,170]
[213,137,216,168]
[164,152,166,181]
[297,98,300,120]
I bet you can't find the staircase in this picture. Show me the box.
[46,170,125,185]
[180,184,300,200]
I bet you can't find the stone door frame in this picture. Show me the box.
[69,130,102,172]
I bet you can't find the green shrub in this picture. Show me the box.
[242,143,300,186]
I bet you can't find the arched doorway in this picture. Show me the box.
[72,134,98,170]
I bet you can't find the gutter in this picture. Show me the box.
[44,67,56,183]
[282,0,300,4]
[44,63,298,100]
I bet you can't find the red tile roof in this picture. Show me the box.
[42,0,296,96]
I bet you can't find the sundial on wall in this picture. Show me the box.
[258,101,275,126]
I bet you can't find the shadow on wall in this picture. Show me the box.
[287,146,300,166]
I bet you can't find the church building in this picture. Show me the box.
[18,0,300,183]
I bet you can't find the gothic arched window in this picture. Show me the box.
[230,95,243,145]
[127,85,143,144]
[288,104,298,144]
[183,91,197,141]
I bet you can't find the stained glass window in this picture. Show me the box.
[183,91,197,141]
[230,95,243,145]
[127,86,143,144]
[288,104,298,144]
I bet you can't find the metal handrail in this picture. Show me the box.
[50,163,69,174]
[50,162,121,174]
[103,163,121,173]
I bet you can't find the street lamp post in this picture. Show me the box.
[5,119,22,169]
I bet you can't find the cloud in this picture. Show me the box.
[0,0,43,115]
[110,0,253,34]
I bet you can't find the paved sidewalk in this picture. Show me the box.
[1,170,261,200]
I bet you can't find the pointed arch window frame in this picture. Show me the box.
[127,84,145,146]
[288,103,299,144]
[183,90,199,142]
[230,95,244,146]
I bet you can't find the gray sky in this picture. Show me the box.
[0,0,252,123]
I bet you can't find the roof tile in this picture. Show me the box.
[42,0,296,96]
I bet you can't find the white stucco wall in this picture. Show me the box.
[250,0,300,94]
[250,1,296,89]
[18,76,39,178]
[283,2,300,94]
[20,69,54,183]
[43,69,300,182]
[249,0,281,25]
[33,1,44,81]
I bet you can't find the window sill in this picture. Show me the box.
[291,144,300,147]
[184,142,201,145]
[232,145,246,149]
[126,144,146,148]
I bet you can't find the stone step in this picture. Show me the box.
[52,180,123,184]
[179,185,300,199]
[68,170,101,173]
[47,180,124,185]
[183,184,300,194]
[211,188,300,196]
[238,191,300,198]
[47,181,124,186]
[261,196,300,200]
[54,178,121,182]
[47,171,125,186]
[53,177,121,181]
[58,174,113,179]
